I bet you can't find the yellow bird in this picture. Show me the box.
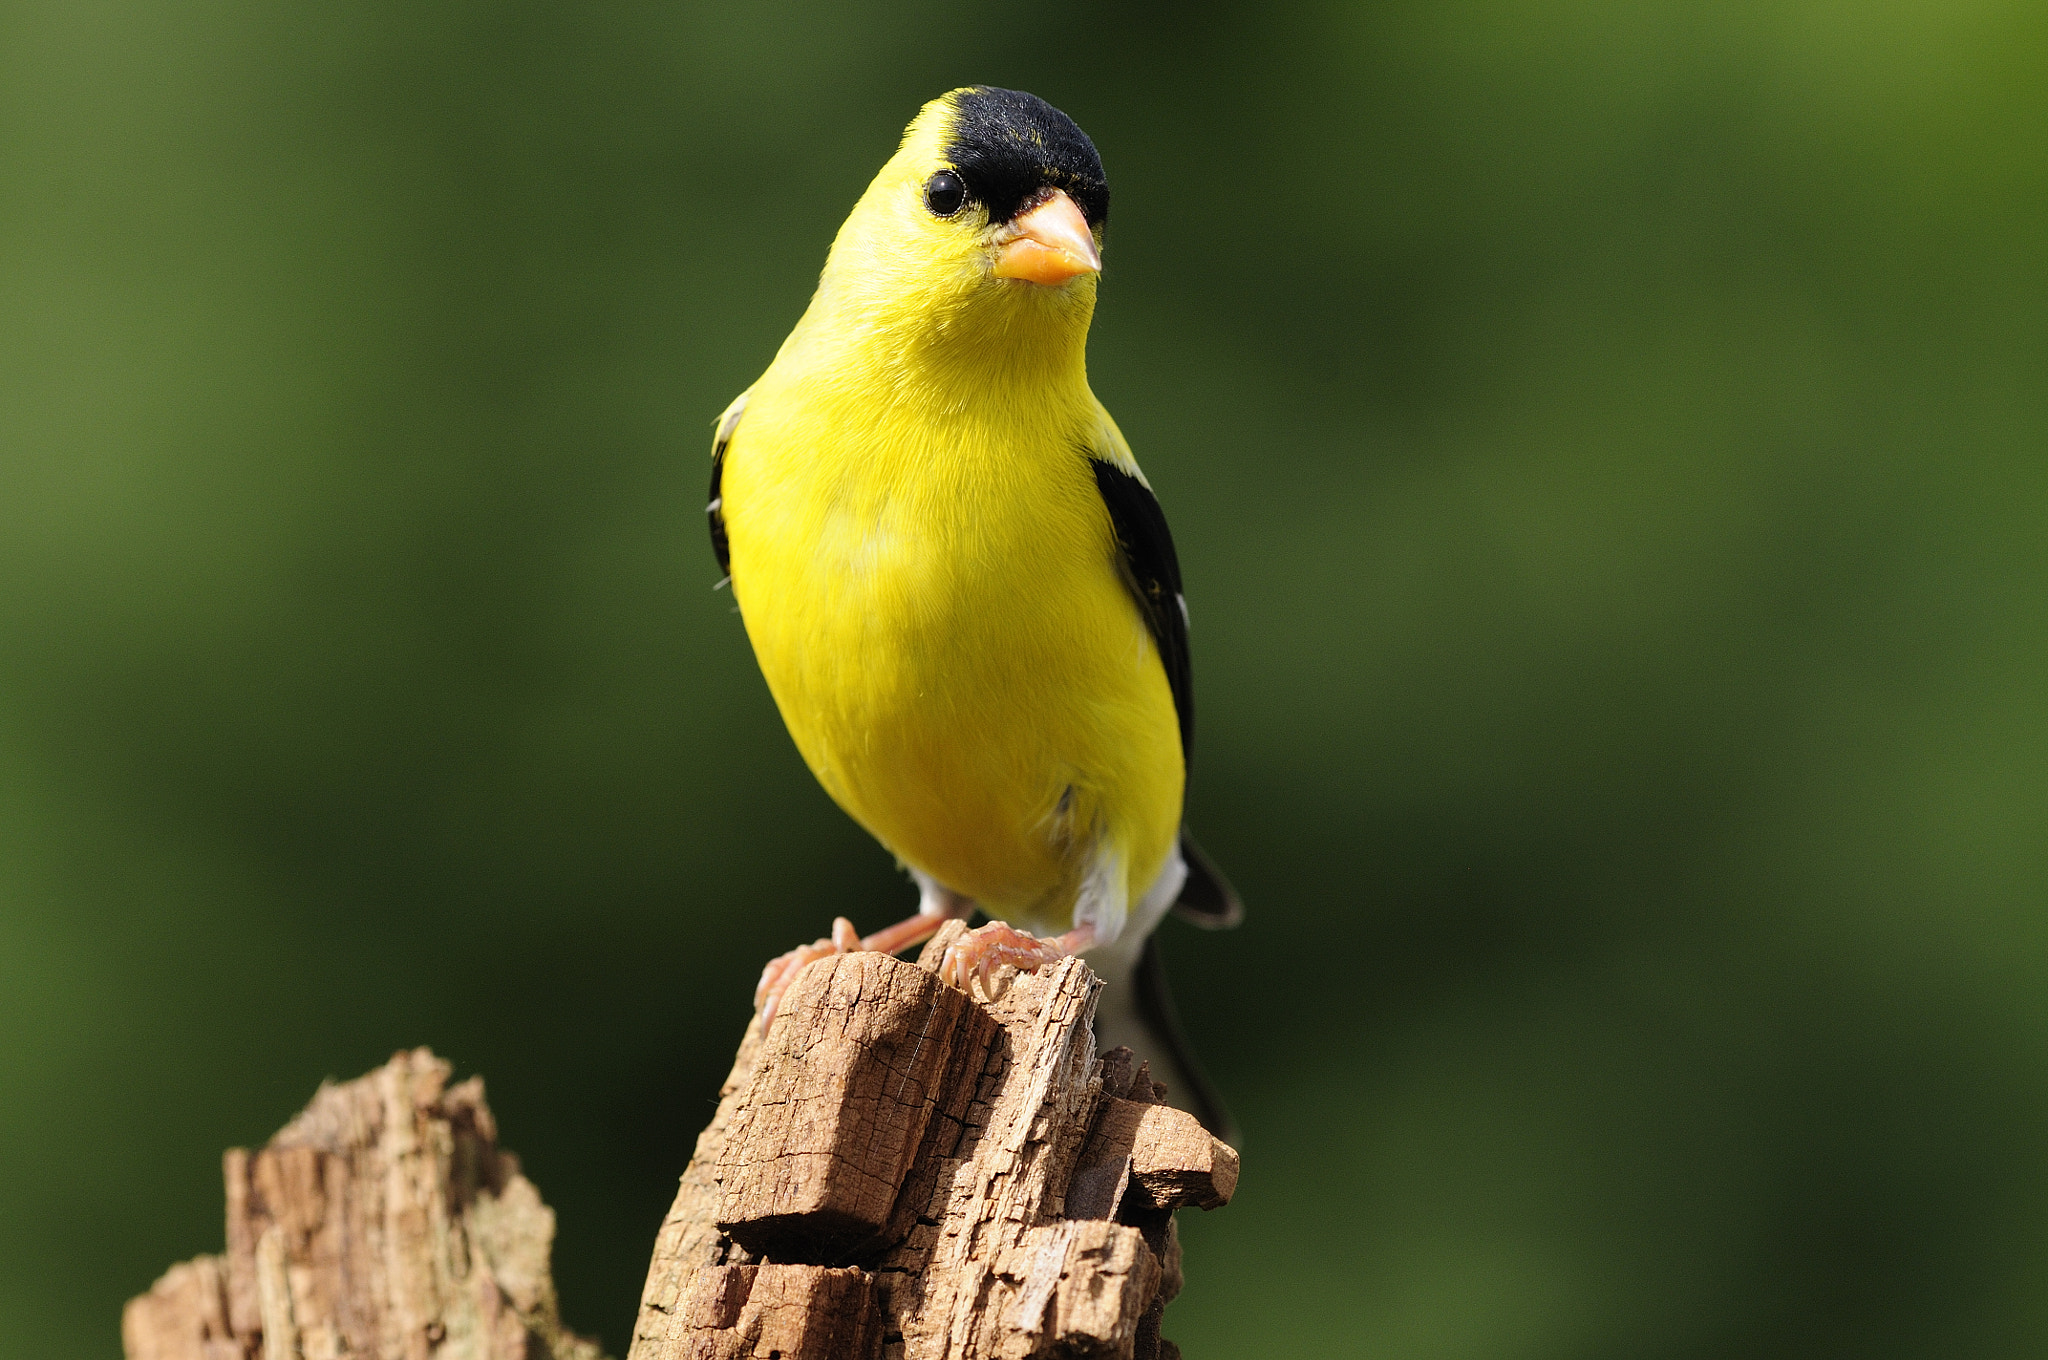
[711,86,1240,1133]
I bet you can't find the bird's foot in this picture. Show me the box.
[754,909,966,1030]
[936,920,1096,1000]
[754,916,863,1030]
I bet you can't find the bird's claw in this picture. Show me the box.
[755,916,861,1029]
[756,913,1072,1025]
[937,920,1068,1000]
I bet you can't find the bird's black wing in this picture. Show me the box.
[1088,457,1243,929]
[707,396,746,579]
[708,452,730,577]
[1090,458,1192,759]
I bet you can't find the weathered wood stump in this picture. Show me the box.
[630,921,1239,1360]
[122,926,1238,1360]
[122,1048,603,1360]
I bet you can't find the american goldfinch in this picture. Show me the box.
[710,86,1241,1135]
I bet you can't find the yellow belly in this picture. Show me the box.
[720,382,1183,934]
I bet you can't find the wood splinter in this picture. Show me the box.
[632,920,1239,1360]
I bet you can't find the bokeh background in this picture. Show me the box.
[6,0,2048,1354]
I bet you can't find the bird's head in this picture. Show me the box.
[813,87,1109,366]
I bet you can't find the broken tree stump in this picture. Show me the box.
[630,922,1239,1360]
[120,932,1238,1360]
[122,1048,604,1360]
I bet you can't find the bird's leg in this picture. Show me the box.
[937,920,1097,1001]
[754,889,976,1029]
[853,912,951,956]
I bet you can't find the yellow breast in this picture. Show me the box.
[719,366,1183,932]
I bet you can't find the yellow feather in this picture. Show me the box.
[718,91,1182,937]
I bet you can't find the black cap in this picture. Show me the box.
[944,87,1109,228]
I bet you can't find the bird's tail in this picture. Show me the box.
[1093,933,1240,1146]
[1171,830,1242,929]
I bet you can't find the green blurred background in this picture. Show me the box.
[6,0,2047,1354]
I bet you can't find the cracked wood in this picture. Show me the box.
[123,1048,604,1360]
[631,930,1237,1360]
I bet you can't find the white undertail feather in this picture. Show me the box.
[1081,843,1186,982]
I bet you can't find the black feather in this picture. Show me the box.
[1174,830,1244,929]
[1091,458,1247,937]
[708,422,732,578]
[1089,458,1191,763]
[945,87,1110,228]
[1134,934,1238,1143]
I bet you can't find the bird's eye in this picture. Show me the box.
[923,171,967,218]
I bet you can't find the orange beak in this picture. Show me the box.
[991,190,1102,286]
